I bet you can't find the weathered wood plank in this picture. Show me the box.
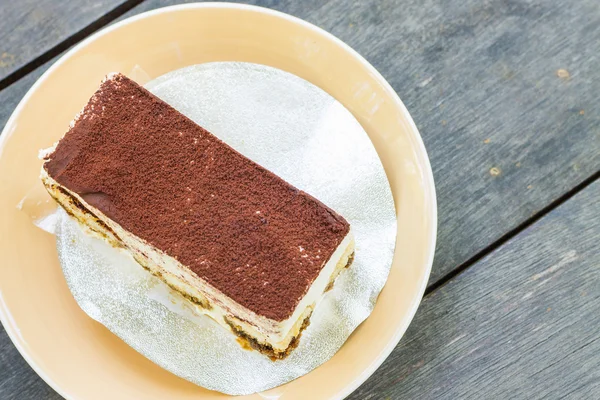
[0,0,136,85]
[350,180,600,399]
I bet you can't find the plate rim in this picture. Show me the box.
[0,3,437,399]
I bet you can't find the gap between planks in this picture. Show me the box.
[425,169,600,296]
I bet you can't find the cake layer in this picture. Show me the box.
[42,73,351,322]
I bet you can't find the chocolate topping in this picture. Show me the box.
[44,74,350,321]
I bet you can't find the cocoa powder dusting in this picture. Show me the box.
[44,73,350,321]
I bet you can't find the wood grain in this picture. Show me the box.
[350,180,600,399]
[0,0,137,86]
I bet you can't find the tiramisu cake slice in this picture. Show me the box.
[41,73,354,359]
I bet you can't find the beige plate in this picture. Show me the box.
[0,3,436,399]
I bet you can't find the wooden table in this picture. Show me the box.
[1,1,598,398]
